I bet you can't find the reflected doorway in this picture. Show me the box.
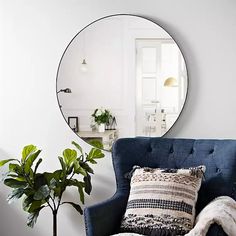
[135,39,187,136]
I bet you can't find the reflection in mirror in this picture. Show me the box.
[57,15,188,151]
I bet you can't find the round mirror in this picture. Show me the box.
[56,14,188,151]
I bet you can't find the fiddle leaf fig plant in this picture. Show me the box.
[0,141,105,236]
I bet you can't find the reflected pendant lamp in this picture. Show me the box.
[80,31,88,72]
[81,59,88,72]
[164,77,178,87]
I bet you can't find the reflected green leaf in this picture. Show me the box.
[88,139,104,149]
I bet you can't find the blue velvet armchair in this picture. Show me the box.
[84,138,236,236]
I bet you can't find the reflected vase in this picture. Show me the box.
[98,123,105,132]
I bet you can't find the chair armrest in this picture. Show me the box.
[84,193,128,236]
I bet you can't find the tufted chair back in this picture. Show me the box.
[112,138,236,212]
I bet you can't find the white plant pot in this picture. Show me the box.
[98,123,105,132]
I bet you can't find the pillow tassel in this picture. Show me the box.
[121,227,183,236]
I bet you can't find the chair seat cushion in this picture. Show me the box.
[120,165,205,235]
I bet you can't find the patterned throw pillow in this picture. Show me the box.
[120,166,205,236]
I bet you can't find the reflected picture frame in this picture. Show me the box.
[68,116,79,132]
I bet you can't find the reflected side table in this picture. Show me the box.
[77,130,118,150]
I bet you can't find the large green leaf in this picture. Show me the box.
[66,179,85,203]
[28,200,44,213]
[22,145,37,162]
[34,173,47,189]
[43,171,63,195]
[7,174,20,178]
[44,170,62,184]
[24,150,41,174]
[63,148,77,166]
[78,185,84,204]
[27,206,45,228]
[74,160,88,176]
[9,163,23,175]
[7,188,25,204]
[80,162,94,174]
[74,165,87,176]
[43,171,62,188]
[53,185,62,198]
[58,156,66,172]
[67,164,74,175]
[4,178,28,188]
[22,195,34,211]
[49,178,57,189]
[33,185,50,200]
[84,174,92,195]
[72,141,83,155]
[67,179,85,188]
[73,160,80,172]
[87,159,97,164]
[53,170,63,180]
[23,187,35,197]
[0,159,18,167]
[33,158,42,175]
[63,202,83,215]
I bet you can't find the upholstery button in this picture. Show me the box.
[147,146,152,152]
[169,148,174,154]
[190,148,194,154]
[209,149,214,154]
[216,168,220,173]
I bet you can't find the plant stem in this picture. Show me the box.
[50,195,57,210]
[69,173,75,180]
[56,196,62,211]
[53,210,57,236]
[46,199,54,212]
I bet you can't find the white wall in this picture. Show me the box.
[0,0,236,236]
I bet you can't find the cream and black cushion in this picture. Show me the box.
[120,166,205,235]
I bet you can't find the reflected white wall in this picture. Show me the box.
[58,16,172,138]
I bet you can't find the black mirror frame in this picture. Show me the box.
[55,13,189,152]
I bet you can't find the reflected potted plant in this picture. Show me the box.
[0,141,104,236]
[91,108,112,132]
